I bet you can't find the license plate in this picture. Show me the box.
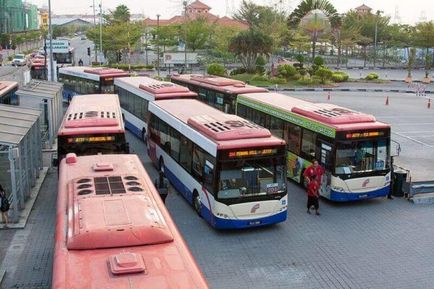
[249,220,261,225]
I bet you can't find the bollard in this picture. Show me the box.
[385,96,389,106]
[327,91,330,100]
[428,98,431,109]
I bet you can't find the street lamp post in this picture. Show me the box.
[183,1,187,73]
[91,0,97,63]
[48,0,54,81]
[374,21,378,68]
[99,0,103,64]
[156,14,160,77]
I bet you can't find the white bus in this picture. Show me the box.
[114,76,197,142]
[148,99,288,229]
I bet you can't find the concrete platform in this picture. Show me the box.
[0,167,49,230]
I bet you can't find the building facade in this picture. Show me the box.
[0,0,39,34]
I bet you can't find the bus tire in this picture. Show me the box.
[192,190,202,216]
[158,156,164,172]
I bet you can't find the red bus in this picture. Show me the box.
[148,99,288,229]
[0,81,19,105]
[57,94,129,161]
[53,153,209,289]
[30,58,47,80]
[58,66,129,100]
[171,74,268,114]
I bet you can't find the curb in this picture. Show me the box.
[0,269,5,286]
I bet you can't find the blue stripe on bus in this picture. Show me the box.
[163,165,287,229]
[124,120,142,138]
[330,186,390,202]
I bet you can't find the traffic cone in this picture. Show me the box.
[385,96,389,106]
[428,98,431,109]
[327,91,330,100]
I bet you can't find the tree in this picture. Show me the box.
[180,17,211,52]
[209,25,241,64]
[414,21,434,79]
[229,29,273,73]
[104,4,131,25]
[288,0,341,61]
[151,25,179,54]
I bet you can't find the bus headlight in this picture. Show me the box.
[216,212,229,219]
[332,186,345,192]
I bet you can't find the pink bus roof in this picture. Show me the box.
[0,81,18,95]
[171,74,269,95]
[154,99,285,149]
[58,94,125,136]
[116,76,197,99]
[240,92,390,131]
[83,67,129,77]
[54,154,209,289]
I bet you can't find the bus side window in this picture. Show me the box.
[286,123,301,154]
[301,129,317,161]
[179,136,193,173]
[192,145,205,182]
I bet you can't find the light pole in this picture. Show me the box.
[99,0,103,64]
[48,0,54,81]
[374,21,378,68]
[183,1,188,73]
[156,14,160,77]
[91,0,97,63]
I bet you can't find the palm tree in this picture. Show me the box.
[288,0,341,62]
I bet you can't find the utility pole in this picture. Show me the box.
[374,21,378,68]
[48,0,54,81]
[99,0,103,64]
[92,0,97,63]
[156,14,160,77]
[183,1,188,73]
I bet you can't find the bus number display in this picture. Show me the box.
[67,136,115,143]
[345,131,384,139]
[228,148,276,158]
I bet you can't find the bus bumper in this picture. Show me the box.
[211,210,287,229]
[330,186,390,202]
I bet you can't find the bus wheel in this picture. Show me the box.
[193,191,202,216]
[158,157,164,172]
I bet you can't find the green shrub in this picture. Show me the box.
[251,74,269,82]
[295,54,305,65]
[313,56,324,66]
[365,72,379,80]
[270,77,287,84]
[296,77,313,85]
[153,75,164,81]
[278,64,298,79]
[256,55,266,74]
[331,71,349,82]
[315,67,333,84]
[207,63,226,76]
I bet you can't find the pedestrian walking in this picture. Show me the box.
[306,174,320,215]
[154,170,170,204]
[0,184,10,228]
[78,58,83,66]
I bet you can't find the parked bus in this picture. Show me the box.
[148,99,288,229]
[171,74,268,114]
[114,76,197,142]
[236,92,391,202]
[57,94,129,161]
[53,153,209,289]
[0,81,19,105]
[58,66,129,100]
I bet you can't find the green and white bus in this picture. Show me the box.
[236,92,391,202]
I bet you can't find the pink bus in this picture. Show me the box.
[148,99,288,229]
[53,153,209,289]
[57,94,128,160]
[0,81,19,105]
[171,74,268,114]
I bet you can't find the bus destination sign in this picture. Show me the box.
[67,136,115,143]
[228,148,277,158]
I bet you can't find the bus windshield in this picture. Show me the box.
[218,157,286,199]
[335,139,389,175]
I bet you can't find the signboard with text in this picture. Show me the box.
[163,52,198,65]
[45,39,70,54]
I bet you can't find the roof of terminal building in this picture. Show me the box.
[16,80,63,99]
[0,104,40,145]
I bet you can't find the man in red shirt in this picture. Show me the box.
[306,174,320,215]
[303,159,325,184]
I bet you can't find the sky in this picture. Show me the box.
[32,0,433,25]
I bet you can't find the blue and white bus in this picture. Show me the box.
[148,99,288,229]
[58,66,129,101]
[114,76,197,142]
